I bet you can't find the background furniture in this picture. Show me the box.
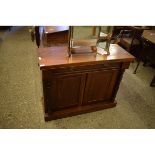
[43,26,69,46]
[141,29,155,63]
[33,26,69,47]
[135,30,155,86]
[34,26,40,48]
[118,26,151,56]
[0,26,11,31]
[118,27,151,57]
[37,44,134,121]
[92,26,123,43]
[118,26,154,75]
[68,26,100,56]
[150,75,155,87]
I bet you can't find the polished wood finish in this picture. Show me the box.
[44,26,69,34]
[83,69,119,105]
[43,72,86,111]
[43,26,69,46]
[45,31,68,45]
[38,44,135,121]
[38,44,134,68]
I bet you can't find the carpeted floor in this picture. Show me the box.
[0,26,155,129]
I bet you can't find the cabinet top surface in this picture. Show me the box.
[37,44,135,69]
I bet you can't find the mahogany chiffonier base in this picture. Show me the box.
[37,44,135,121]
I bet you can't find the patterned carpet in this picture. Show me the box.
[0,26,155,128]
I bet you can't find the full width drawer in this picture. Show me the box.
[42,62,121,79]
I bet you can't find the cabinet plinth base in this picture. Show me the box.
[45,101,117,121]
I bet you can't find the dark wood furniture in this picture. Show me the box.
[136,29,155,67]
[34,26,40,48]
[37,44,135,121]
[43,26,69,46]
[0,26,11,31]
[33,26,69,47]
[134,30,155,86]
[118,26,153,75]
[119,26,151,55]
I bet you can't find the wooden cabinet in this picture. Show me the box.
[43,65,120,114]
[43,72,86,111]
[83,69,119,105]
[38,44,135,121]
[42,62,122,121]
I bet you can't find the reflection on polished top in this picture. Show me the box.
[37,44,135,69]
[44,26,69,34]
[142,30,155,44]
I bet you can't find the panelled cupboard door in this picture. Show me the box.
[44,73,86,111]
[83,69,119,105]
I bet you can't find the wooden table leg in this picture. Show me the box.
[133,60,140,74]
[35,26,40,48]
[92,26,96,36]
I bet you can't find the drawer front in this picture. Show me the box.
[42,62,121,79]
